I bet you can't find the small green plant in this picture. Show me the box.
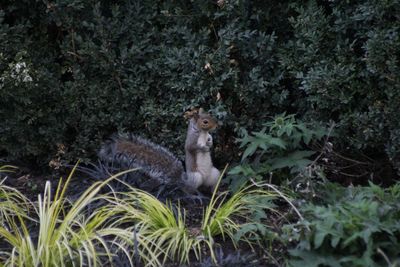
[26,180,38,192]
[228,113,327,189]
[283,182,400,267]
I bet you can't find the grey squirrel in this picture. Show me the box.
[184,108,220,191]
[97,108,219,193]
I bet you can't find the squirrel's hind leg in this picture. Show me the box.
[205,167,220,192]
[186,171,203,189]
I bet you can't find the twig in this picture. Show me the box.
[66,51,83,60]
[249,179,310,231]
[338,171,369,178]
[113,72,124,95]
[331,150,371,165]
[335,163,363,170]
[69,28,80,61]
[377,248,394,267]
[310,122,335,165]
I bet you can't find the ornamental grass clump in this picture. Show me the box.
[0,163,288,266]
[113,168,281,266]
[0,166,159,267]
[0,179,30,222]
[202,186,279,250]
[112,189,197,265]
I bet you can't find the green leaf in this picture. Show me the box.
[288,250,342,267]
[314,231,326,249]
[268,150,315,170]
[285,124,293,136]
[242,143,259,160]
[331,235,341,248]
[289,150,316,159]
[228,165,246,175]
[268,137,287,149]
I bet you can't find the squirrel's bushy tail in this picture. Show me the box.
[99,133,185,185]
[69,133,204,202]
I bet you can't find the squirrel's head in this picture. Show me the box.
[185,108,217,131]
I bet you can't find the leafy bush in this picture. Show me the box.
[283,182,400,267]
[1,1,400,178]
[279,1,400,175]
[228,114,326,189]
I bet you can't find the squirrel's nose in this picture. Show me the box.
[203,120,208,124]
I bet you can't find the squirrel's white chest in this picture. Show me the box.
[196,132,212,176]
[197,131,211,147]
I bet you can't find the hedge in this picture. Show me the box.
[1,0,399,177]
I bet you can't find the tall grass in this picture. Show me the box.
[0,180,30,220]
[0,163,287,266]
[0,166,160,267]
[112,189,200,264]
[0,165,18,174]
[202,187,277,240]
[113,167,281,265]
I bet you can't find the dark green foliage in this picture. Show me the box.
[1,1,400,177]
[0,0,288,164]
[283,182,400,267]
[228,114,327,189]
[280,1,400,173]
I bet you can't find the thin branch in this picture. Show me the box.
[338,171,369,178]
[331,151,371,165]
[249,179,310,231]
[377,248,394,267]
[310,122,335,165]
[69,28,80,61]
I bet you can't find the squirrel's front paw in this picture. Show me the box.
[206,135,213,148]
[206,140,213,148]
[201,146,210,152]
